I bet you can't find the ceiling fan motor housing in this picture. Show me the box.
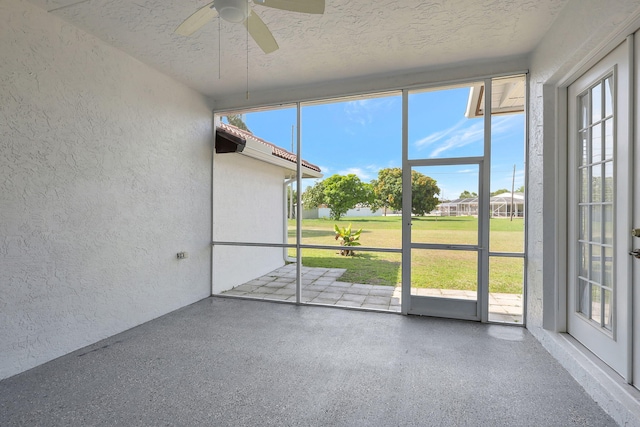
[215,0,249,23]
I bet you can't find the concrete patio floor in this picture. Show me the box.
[0,298,615,426]
[221,264,523,323]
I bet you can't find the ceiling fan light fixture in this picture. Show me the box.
[215,0,249,23]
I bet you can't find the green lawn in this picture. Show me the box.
[288,216,524,294]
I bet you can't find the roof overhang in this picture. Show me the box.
[465,75,526,119]
[241,136,322,179]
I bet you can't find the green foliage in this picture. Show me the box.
[302,174,373,220]
[370,168,440,216]
[411,172,440,216]
[490,189,509,196]
[516,185,525,193]
[370,168,403,214]
[302,180,325,209]
[459,190,478,198]
[334,223,362,256]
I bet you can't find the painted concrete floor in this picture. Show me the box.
[222,264,523,323]
[0,298,615,426]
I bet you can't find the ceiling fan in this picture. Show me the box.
[175,0,325,54]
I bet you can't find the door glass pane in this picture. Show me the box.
[591,123,602,164]
[604,77,613,117]
[579,167,588,202]
[579,94,588,129]
[604,204,613,245]
[591,205,601,243]
[579,279,589,315]
[591,83,602,123]
[591,284,602,324]
[590,244,602,283]
[603,247,613,288]
[579,131,589,165]
[603,289,612,331]
[579,243,588,278]
[591,164,601,202]
[604,119,613,159]
[604,161,613,202]
[579,206,588,240]
[411,165,478,246]
[410,249,477,300]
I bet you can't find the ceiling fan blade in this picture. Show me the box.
[244,10,279,54]
[175,2,219,36]
[257,0,324,14]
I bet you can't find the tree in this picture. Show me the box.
[516,185,525,193]
[370,168,403,215]
[302,174,373,220]
[491,189,509,196]
[224,114,250,132]
[459,190,478,198]
[371,168,440,216]
[302,180,325,209]
[411,172,440,216]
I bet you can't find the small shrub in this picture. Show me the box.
[334,223,362,256]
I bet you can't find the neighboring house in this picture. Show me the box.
[212,123,321,293]
[437,192,525,218]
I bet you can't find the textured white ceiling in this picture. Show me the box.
[30,0,569,101]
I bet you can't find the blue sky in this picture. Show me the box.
[238,87,525,200]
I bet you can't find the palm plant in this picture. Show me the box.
[334,223,362,256]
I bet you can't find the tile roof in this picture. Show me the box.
[218,122,321,173]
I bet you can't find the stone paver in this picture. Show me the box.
[221,265,523,323]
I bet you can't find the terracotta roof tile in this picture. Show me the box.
[218,123,321,173]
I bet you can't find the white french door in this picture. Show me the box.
[567,38,633,380]
[633,33,640,389]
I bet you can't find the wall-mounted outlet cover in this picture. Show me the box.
[177,252,189,259]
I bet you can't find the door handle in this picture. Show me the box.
[630,249,640,259]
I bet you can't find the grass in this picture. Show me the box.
[288,216,524,294]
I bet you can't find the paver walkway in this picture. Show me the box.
[221,264,523,323]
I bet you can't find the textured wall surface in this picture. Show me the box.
[527,0,640,331]
[212,153,287,293]
[0,0,213,379]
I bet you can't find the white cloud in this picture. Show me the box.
[414,120,467,148]
[456,168,476,174]
[413,115,521,157]
[317,165,330,175]
[337,164,379,181]
[344,98,397,126]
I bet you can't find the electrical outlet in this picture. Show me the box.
[177,252,188,259]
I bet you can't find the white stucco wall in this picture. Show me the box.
[527,0,640,332]
[212,153,287,293]
[526,3,640,424]
[0,0,213,379]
